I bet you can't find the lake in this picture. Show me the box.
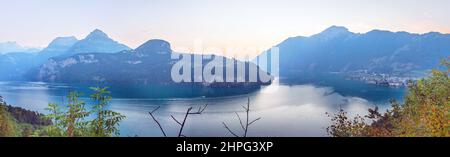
[0,76,406,137]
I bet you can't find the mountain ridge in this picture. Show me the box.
[259,26,450,78]
[63,29,131,57]
[0,29,131,81]
[0,41,41,54]
[28,39,271,95]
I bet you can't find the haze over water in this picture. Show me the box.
[0,77,405,136]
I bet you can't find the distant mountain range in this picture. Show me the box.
[0,30,131,80]
[0,42,41,54]
[258,26,450,78]
[27,39,270,88]
[1,26,449,86]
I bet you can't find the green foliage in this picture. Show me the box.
[90,87,125,137]
[326,107,367,137]
[327,58,450,137]
[65,91,90,137]
[43,103,66,137]
[394,59,450,136]
[1,101,49,137]
[42,87,126,137]
[43,92,90,137]
[363,100,402,137]
[0,105,16,136]
[5,105,51,126]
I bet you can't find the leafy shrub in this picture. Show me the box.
[327,59,450,137]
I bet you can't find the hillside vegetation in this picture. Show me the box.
[0,97,51,136]
[327,59,450,137]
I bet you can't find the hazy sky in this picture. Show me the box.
[1,0,449,56]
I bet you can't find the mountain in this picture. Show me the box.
[62,29,131,57]
[258,26,450,78]
[28,39,271,90]
[42,36,79,53]
[0,42,24,54]
[0,30,131,81]
[0,52,38,80]
[36,36,79,62]
[0,29,128,56]
[0,37,78,80]
[0,42,40,54]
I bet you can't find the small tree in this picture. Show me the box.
[90,87,126,137]
[44,103,65,136]
[43,87,125,137]
[65,92,90,137]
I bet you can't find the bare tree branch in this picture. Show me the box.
[176,104,208,137]
[177,107,192,137]
[235,112,245,131]
[170,115,182,125]
[187,104,208,114]
[221,98,261,137]
[244,98,250,137]
[249,117,261,126]
[199,104,208,113]
[148,104,207,137]
[148,106,167,137]
[150,106,161,114]
[222,122,239,137]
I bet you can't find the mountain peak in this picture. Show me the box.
[135,39,172,54]
[48,36,78,46]
[86,29,109,39]
[323,26,350,34]
[312,26,352,39]
[63,29,130,55]
[43,36,78,52]
[423,31,443,36]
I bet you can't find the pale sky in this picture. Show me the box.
[0,0,449,56]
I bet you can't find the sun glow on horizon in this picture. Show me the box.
[1,0,449,56]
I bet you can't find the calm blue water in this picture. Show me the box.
[0,76,405,137]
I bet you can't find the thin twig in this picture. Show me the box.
[244,98,250,137]
[148,106,167,137]
[178,107,193,137]
[177,104,208,137]
[221,98,260,137]
[248,117,261,126]
[171,115,182,125]
[222,122,239,137]
[199,104,208,113]
[188,104,208,114]
[149,104,207,137]
[150,106,161,114]
[235,112,246,131]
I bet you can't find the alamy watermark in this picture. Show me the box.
[169,43,279,86]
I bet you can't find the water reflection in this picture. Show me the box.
[0,81,401,137]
